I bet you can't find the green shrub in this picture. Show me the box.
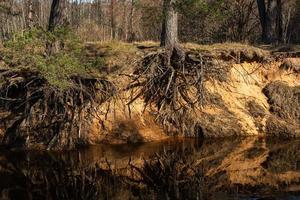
[1,28,95,90]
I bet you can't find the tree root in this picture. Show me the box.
[127,49,229,136]
[0,68,116,150]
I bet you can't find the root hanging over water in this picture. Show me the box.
[128,49,229,136]
[0,68,116,150]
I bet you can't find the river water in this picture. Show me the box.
[0,137,299,200]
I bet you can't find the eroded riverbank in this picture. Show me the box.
[1,42,299,150]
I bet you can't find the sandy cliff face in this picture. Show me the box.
[201,60,299,138]
[85,43,300,144]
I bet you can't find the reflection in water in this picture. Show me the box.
[0,137,299,200]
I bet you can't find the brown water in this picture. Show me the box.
[0,137,299,200]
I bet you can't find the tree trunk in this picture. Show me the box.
[257,0,282,44]
[275,0,283,43]
[121,0,127,41]
[47,0,68,54]
[26,0,33,28]
[127,0,135,42]
[160,0,178,48]
[267,0,277,42]
[160,0,184,65]
[110,0,116,40]
[48,0,68,32]
[257,0,272,43]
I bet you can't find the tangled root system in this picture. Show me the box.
[127,49,229,136]
[0,68,116,149]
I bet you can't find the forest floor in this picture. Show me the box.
[0,37,300,149]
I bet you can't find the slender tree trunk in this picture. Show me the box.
[267,0,277,42]
[160,0,184,65]
[110,0,116,40]
[122,0,127,41]
[257,0,272,43]
[48,0,68,54]
[276,0,283,43]
[97,0,102,27]
[282,7,291,44]
[26,0,33,28]
[127,0,135,42]
[48,0,68,32]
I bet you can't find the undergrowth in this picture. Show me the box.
[1,28,93,90]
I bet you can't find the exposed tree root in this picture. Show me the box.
[127,49,229,136]
[0,68,116,150]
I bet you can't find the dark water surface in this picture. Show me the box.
[0,137,299,200]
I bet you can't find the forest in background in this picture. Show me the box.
[0,0,300,44]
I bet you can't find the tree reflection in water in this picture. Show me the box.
[0,137,299,200]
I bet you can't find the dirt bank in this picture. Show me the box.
[85,42,300,144]
[1,42,299,149]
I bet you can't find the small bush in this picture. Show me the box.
[1,28,95,90]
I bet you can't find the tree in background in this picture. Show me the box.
[0,0,299,44]
[26,0,34,28]
[127,0,136,42]
[110,0,116,40]
[288,0,300,43]
[48,0,68,32]
[257,0,283,43]
[257,0,271,43]
[48,0,68,54]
